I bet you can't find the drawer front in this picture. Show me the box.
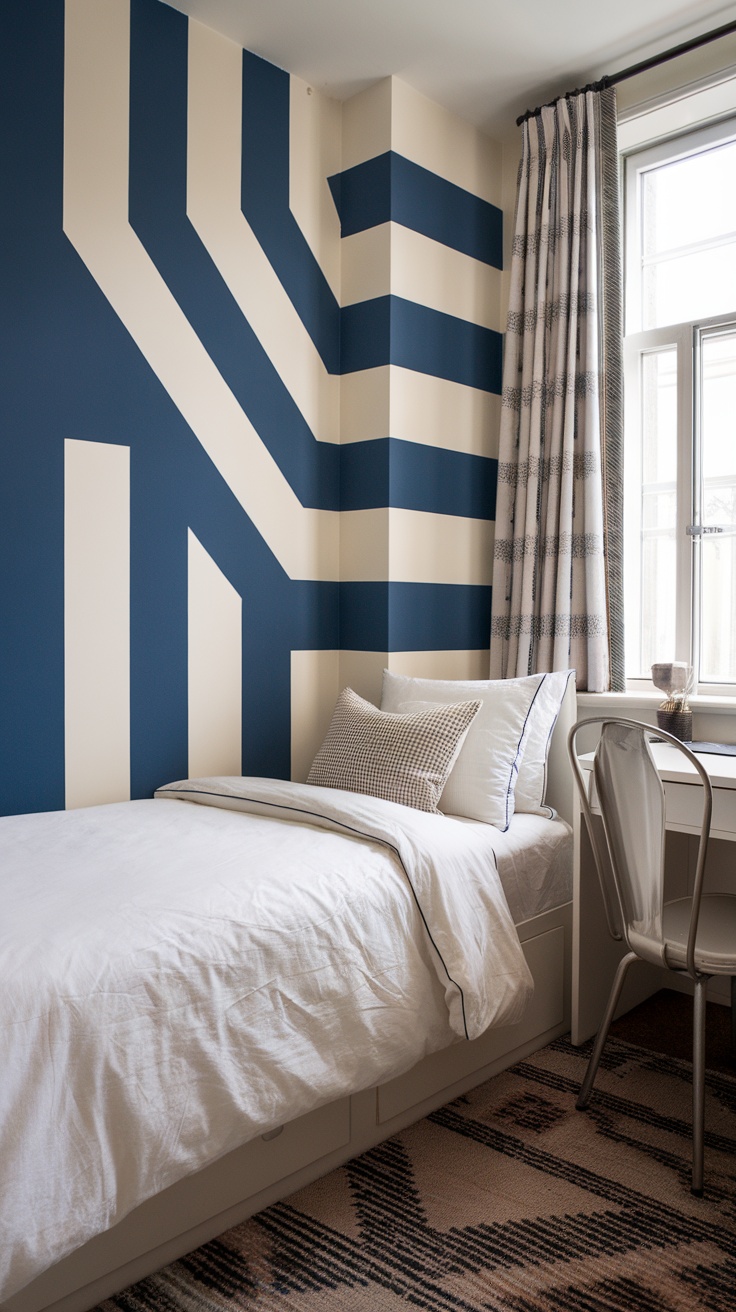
[188,1097,352,1216]
[377,924,565,1124]
[665,781,736,837]
[108,1097,352,1250]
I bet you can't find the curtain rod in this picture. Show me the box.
[516,17,736,126]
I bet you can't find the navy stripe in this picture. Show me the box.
[329,151,503,269]
[0,1,67,815]
[241,49,340,372]
[340,440,497,518]
[341,297,502,393]
[339,584,492,652]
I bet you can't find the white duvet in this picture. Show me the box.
[0,777,533,1301]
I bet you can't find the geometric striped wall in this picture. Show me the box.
[0,0,502,817]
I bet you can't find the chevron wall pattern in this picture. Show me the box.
[0,0,503,817]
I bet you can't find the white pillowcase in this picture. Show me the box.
[513,669,575,815]
[381,670,545,830]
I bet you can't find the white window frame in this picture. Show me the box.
[622,116,736,697]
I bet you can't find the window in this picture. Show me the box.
[623,118,736,694]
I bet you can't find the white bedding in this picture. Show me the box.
[477,812,573,925]
[0,777,534,1301]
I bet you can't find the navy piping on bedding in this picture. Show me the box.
[156,786,471,1041]
[539,669,575,818]
[502,675,546,832]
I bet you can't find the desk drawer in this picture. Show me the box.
[665,782,736,837]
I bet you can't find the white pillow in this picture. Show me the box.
[381,670,545,830]
[513,669,575,815]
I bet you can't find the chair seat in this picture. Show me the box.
[663,894,736,974]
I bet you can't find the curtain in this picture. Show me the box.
[490,86,624,692]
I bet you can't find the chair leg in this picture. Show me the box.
[731,975,735,1059]
[576,951,638,1111]
[691,976,707,1197]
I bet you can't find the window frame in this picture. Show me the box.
[622,115,736,697]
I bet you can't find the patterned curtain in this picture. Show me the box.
[490,86,624,692]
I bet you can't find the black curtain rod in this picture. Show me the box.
[516,16,736,126]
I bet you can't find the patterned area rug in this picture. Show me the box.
[98,1036,736,1312]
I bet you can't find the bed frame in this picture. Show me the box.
[6,682,577,1312]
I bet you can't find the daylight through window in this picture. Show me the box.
[623,119,736,691]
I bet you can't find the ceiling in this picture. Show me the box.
[164,0,736,137]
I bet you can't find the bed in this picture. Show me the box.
[2,673,576,1312]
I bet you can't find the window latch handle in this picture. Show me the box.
[686,524,725,536]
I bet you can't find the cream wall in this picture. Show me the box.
[300,76,506,773]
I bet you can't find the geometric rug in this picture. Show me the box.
[96,1036,736,1312]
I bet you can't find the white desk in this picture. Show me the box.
[572,744,736,1043]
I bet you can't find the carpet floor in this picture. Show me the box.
[96,1030,736,1312]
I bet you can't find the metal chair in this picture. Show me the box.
[568,716,736,1195]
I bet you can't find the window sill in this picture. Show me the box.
[577,690,736,718]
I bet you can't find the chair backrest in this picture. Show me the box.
[568,717,713,973]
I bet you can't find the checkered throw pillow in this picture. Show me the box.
[307,687,482,813]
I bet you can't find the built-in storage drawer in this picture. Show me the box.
[125,1097,352,1244]
[377,924,565,1124]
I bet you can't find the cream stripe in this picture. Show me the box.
[390,224,501,330]
[290,649,340,783]
[341,366,501,459]
[64,439,130,809]
[334,651,493,712]
[389,510,493,587]
[341,509,493,586]
[386,650,491,680]
[341,78,393,173]
[64,0,338,581]
[341,223,391,304]
[391,368,501,459]
[341,222,501,329]
[339,367,392,445]
[338,651,388,709]
[288,73,342,301]
[187,21,340,445]
[188,531,242,778]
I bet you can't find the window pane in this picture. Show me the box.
[702,332,736,504]
[642,140,736,255]
[700,536,736,683]
[640,137,736,329]
[699,329,736,684]
[641,351,676,482]
[643,244,736,330]
[641,534,676,667]
[628,349,678,676]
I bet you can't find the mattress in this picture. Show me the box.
[490,812,573,924]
